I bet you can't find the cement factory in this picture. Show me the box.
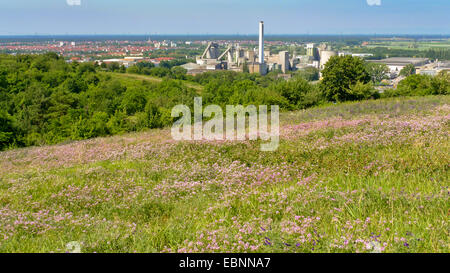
[181,21,345,76]
[178,21,448,80]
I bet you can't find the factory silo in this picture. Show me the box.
[320,50,337,70]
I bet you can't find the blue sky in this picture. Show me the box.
[0,0,449,35]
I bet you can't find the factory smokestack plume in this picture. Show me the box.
[259,21,264,64]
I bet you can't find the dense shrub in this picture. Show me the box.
[347,82,380,101]
[270,78,319,109]
[396,72,449,96]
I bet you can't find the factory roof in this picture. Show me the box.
[186,69,209,75]
[437,61,450,69]
[370,57,429,66]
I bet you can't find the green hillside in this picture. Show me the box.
[0,96,448,253]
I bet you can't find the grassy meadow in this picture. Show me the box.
[0,96,448,253]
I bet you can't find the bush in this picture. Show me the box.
[347,82,380,101]
[396,73,449,96]
[298,85,326,109]
[107,110,133,135]
[271,78,316,109]
[430,71,450,95]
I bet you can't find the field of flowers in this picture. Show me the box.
[0,96,448,253]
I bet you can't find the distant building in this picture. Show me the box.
[420,70,438,76]
[278,51,290,73]
[100,56,148,68]
[338,52,352,57]
[369,57,430,73]
[248,62,267,75]
[436,61,450,73]
[352,53,374,58]
[418,61,450,76]
[339,52,373,58]
[306,43,319,60]
[181,62,203,72]
[306,43,315,57]
[319,50,337,70]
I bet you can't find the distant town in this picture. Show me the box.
[1,22,449,88]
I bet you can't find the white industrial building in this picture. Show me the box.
[369,57,430,74]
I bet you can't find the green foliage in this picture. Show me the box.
[159,59,189,69]
[320,56,371,102]
[170,66,188,80]
[0,110,17,150]
[127,60,189,80]
[271,78,321,109]
[120,87,147,115]
[396,72,449,96]
[294,67,320,81]
[0,54,199,150]
[348,81,380,101]
[399,64,416,77]
[365,63,390,84]
[106,110,132,135]
[424,48,450,60]
[105,62,126,73]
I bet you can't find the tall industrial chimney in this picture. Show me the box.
[259,21,264,64]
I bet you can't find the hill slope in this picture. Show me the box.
[0,96,449,253]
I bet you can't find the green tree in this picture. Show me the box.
[120,87,148,115]
[365,63,390,84]
[320,56,371,102]
[0,69,7,91]
[0,110,17,150]
[399,64,416,77]
[107,62,121,72]
[295,67,319,81]
[171,66,187,80]
[150,67,171,78]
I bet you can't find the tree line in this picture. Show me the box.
[0,53,448,150]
